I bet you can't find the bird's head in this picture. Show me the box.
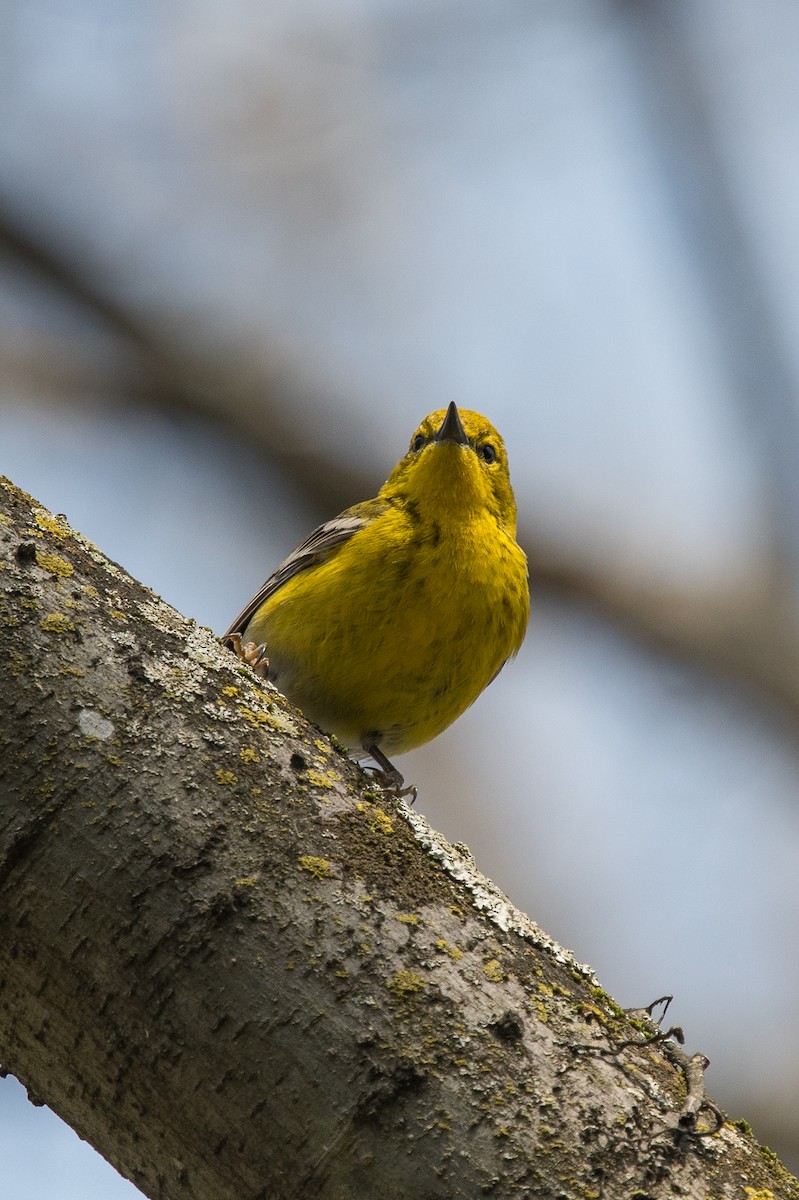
[383,402,518,534]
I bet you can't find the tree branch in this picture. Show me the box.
[0,475,796,1200]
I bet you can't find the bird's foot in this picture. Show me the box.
[362,743,418,805]
[225,632,270,678]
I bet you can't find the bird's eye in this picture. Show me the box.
[478,443,497,464]
[411,433,426,452]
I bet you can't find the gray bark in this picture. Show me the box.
[0,474,796,1200]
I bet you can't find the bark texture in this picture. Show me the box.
[0,474,796,1200]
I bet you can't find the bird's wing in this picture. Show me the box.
[222,503,378,639]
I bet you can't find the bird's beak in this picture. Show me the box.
[435,402,469,446]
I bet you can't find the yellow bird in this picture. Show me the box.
[224,403,529,796]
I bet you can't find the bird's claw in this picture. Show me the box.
[225,632,270,678]
[362,760,418,806]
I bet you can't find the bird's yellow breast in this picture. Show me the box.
[246,499,529,756]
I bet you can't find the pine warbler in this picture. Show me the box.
[224,402,529,796]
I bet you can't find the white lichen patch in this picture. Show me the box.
[174,729,208,751]
[400,805,598,985]
[184,623,230,670]
[136,598,188,636]
[110,631,139,652]
[143,652,209,698]
[201,702,239,724]
[78,708,115,740]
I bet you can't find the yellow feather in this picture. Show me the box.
[226,405,529,787]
